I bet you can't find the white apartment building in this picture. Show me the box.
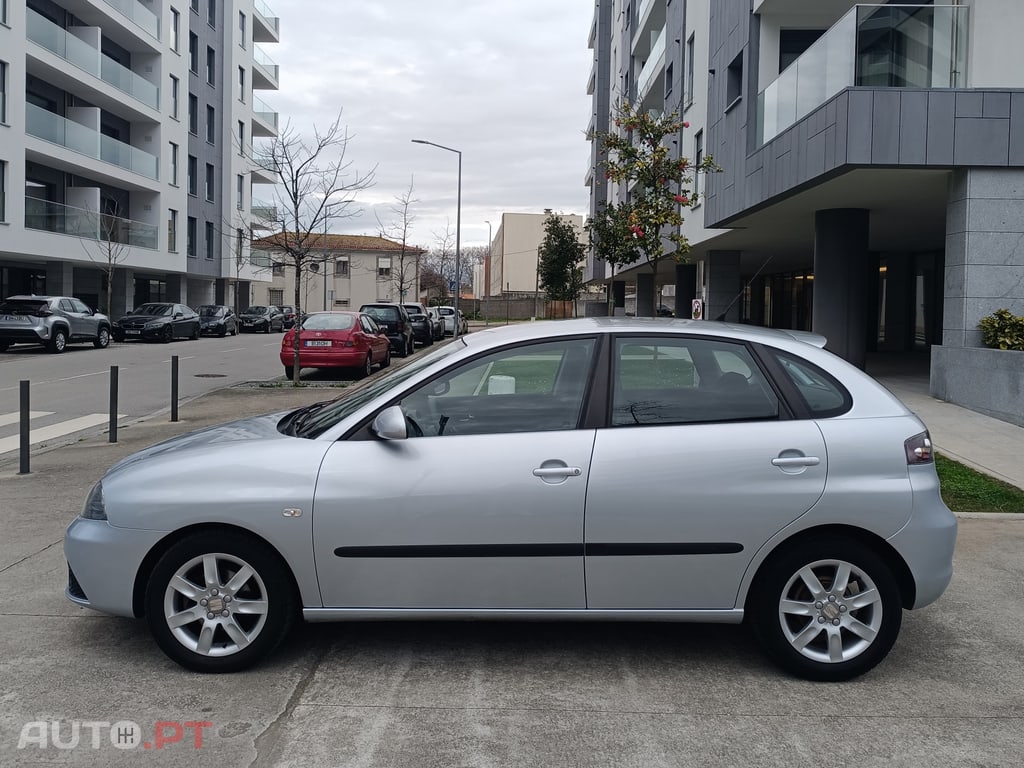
[0,0,280,315]
[485,212,585,297]
[587,0,1024,425]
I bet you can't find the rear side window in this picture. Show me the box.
[0,300,48,314]
[771,351,851,417]
[362,306,398,322]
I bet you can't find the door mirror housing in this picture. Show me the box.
[372,405,408,441]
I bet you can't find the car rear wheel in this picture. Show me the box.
[283,365,294,379]
[48,328,68,354]
[406,337,415,357]
[358,354,373,379]
[380,347,391,368]
[94,327,111,349]
[749,537,902,681]
[145,531,295,673]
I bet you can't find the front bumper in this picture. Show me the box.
[240,320,268,332]
[64,517,169,617]
[114,325,166,341]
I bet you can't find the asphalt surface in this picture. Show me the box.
[0,365,1022,766]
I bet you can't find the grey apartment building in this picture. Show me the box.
[0,0,280,315]
[586,0,1024,424]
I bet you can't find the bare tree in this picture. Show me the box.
[79,203,135,319]
[422,220,456,303]
[252,111,375,383]
[375,177,422,303]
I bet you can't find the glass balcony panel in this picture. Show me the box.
[636,25,666,101]
[253,95,279,130]
[24,198,158,248]
[253,45,279,81]
[102,0,160,40]
[100,55,160,109]
[253,0,280,37]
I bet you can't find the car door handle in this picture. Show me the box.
[771,456,821,468]
[532,467,582,478]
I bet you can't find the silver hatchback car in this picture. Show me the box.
[65,319,956,680]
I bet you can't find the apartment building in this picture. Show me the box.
[251,234,425,313]
[0,0,280,316]
[485,212,585,297]
[587,0,1024,423]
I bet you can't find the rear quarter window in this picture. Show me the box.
[771,351,851,418]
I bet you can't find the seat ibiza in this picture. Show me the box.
[64,319,956,680]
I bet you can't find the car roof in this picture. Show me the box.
[5,295,59,301]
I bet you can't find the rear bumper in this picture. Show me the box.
[279,348,366,368]
[0,328,47,343]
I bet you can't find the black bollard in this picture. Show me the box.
[170,356,179,422]
[109,366,118,443]
[19,380,30,475]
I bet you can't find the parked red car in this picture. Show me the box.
[280,311,391,379]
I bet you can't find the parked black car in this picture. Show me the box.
[113,303,200,343]
[0,295,111,353]
[239,305,285,333]
[358,303,415,357]
[279,305,298,329]
[402,303,435,347]
[196,305,238,337]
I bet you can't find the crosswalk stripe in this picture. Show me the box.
[0,411,55,428]
[0,414,122,456]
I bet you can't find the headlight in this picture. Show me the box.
[144,321,161,329]
[81,482,107,520]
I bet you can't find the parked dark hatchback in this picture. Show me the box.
[239,306,284,333]
[113,303,200,342]
[402,304,435,347]
[279,305,298,329]
[359,303,414,357]
[196,305,238,337]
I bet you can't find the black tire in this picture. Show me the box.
[748,536,902,682]
[93,326,111,349]
[406,336,415,357]
[358,353,372,379]
[380,347,391,369]
[263,322,270,334]
[48,327,68,354]
[190,323,200,340]
[425,334,433,347]
[231,324,237,336]
[162,325,173,343]
[396,341,407,358]
[0,341,9,352]
[144,531,296,673]
[219,327,227,337]
[283,365,294,379]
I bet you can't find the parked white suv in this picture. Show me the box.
[0,295,112,353]
[437,305,468,335]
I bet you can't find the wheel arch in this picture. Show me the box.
[132,523,302,618]
[742,524,917,612]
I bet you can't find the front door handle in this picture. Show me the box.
[532,467,582,478]
[771,456,821,468]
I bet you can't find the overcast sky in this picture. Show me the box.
[266,0,595,250]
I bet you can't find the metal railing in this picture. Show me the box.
[24,197,158,249]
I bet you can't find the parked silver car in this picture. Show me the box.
[437,305,468,335]
[0,295,111,353]
[64,319,956,679]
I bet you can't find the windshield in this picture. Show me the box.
[362,306,398,322]
[302,313,356,331]
[243,306,267,314]
[198,306,224,317]
[134,304,172,316]
[293,342,463,438]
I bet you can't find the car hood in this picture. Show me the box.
[239,313,267,319]
[116,313,171,325]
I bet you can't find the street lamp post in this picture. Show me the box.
[484,219,492,326]
[412,139,462,338]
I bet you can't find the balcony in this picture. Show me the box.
[252,45,280,90]
[27,9,159,110]
[25,197,158,249]
[253,0,280,43]
[101,0,160,41]
[756,4,969,145]
[635,25,666,104]
[251,199,278,223]
[251,95,279,137]
[26,103,159,180]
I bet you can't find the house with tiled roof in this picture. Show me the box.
[250,233,426,312]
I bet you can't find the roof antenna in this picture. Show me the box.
[714,255,774,322]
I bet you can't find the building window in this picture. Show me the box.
[188,94,197,134]
[206,47,215,85]
[271,262,284,276]
[236,174,244,210]
[377,257,392,278]
[236,228,244,259]
[726,52,743,109]
[206,104,216,143]
[207,0,216,27]
[205,221,215,259]
[170,8,180,52]
[0,160,6,223]
[169,142,179,185]
[665,61,674,99]
[2,0,8,25]
[187,155,197,196]
[237,120,245,155]
[239,11,246,48]
[169,75,179,118]
[187,216,197,257]
[694,130,703,201]
[335,258,349,277]
[0,60,6,124]
[168,209,178,252]
[238,66,245,102]
[189,33,198,73]
[205,163,215,202]
[685,34,695,107]
[268,288,284,305]
[189,0,198,12]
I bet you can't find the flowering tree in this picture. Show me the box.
[587,101,720,315]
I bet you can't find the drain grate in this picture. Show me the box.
[194,373,228,378]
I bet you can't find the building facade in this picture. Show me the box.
[586,0,1024,424]
[0,0,280,316]
[251,234,424,313]
[485,212,585,297]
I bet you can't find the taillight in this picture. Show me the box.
[905,431,934,465]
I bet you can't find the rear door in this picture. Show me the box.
[584,335,828,610]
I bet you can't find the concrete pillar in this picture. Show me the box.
[46,262,74,296]
[215,278,227,305]
[706,251,742,322]
[166,274,184,303]
[812,209,870,368]
[110,269,134,318]
[636,273,656,317]
[612,280,626,316]
[674,264,697,318]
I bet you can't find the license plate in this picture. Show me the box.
[2,315,28,322]
[304,340,331,347]
[126,330,141,336]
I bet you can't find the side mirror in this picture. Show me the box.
[174,312,183,319]
[371,405,408,441]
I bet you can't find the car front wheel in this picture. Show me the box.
[749,537,902,682]
[94,327,111,349]
[145,531,296,673]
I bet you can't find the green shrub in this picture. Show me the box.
[978,308,1024,351]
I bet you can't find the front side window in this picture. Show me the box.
[401,338,596,437]
[611,336,778,426]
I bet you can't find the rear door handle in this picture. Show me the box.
[532,467,583,478]
[771,456,820,468]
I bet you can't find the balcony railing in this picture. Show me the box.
[253,0,280,40]
[756,4,969,145]
[26,103,160,180]
[253,44,280,84]
[636,25,666,102]
[102,0,160,41]
[252,95,279,131]
[27,9,159,110]
[251,199,278,220]
[25,198,158,249]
